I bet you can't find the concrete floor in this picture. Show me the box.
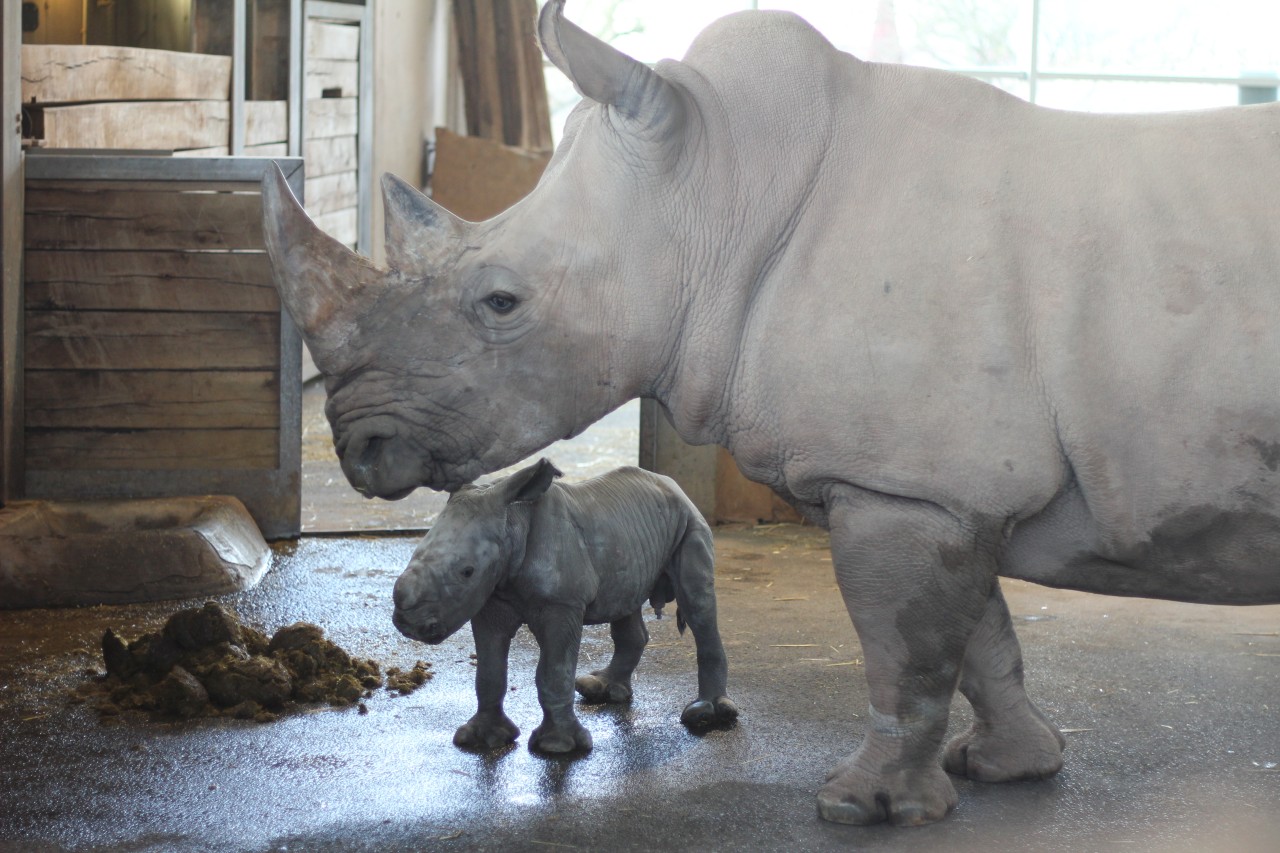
[1,524,1278,853]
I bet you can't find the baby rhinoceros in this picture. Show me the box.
[392,458,738,754]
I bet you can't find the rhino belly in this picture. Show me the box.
[1001,479,1280,605]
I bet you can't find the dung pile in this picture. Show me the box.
[79,601,430,722]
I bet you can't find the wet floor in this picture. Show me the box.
[1,524,1278,852]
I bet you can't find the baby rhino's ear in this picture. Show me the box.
[502,458,563,505]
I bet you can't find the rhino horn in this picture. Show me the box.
[537,0,683,136]
[261,164,383,368]
[380,172,465,275]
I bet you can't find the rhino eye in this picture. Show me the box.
[484,293,517,314]
[461,566,475,579]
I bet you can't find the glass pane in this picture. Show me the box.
[1039,0,1280,78]
[558,0,749,63]
[1035,79,1245,113]
[895,0,1031,70]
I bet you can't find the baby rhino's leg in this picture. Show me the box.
[673,522,738,728]
[527,603,593,754]
[576,610,649,703]
[453,601,521,751]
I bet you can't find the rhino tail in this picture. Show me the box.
[676,607,687,636]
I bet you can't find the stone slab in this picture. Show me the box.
[0,496,269,609]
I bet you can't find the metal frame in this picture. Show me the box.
[20,154,305,538]
[231,0,246,155]
[1,0,22,504]
[305,0,373,254]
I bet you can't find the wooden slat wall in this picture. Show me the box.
[451,0,552,153]
[23,180,281,476]
[20,45,231,104]
[304,18,360,249]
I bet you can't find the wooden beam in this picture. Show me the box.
[25,186,265,251]
[25,311,280,371]
[26,428,279,471]
[34,101,232,151]
[24,251,278,313]
[25,370,279,430]
[305,98,357,138]
[246,100,288,145]
[20,45,231,104]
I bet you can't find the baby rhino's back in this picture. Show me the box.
[558,468,705,622]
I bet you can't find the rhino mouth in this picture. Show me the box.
[391,607,450,644]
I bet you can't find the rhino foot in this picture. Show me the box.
[453,711,520,751]
[680,696,739,729]
[529,718,593,755]
[575,672,632,704]
[817,754,957,827]
[943,707,1066,782]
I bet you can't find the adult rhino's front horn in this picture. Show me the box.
[260,164,384,372]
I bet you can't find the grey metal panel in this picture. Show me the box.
[232,0,247,155]
[289,0,304,157]
[20,154,305,537]
[24,153,303,185]
[1,0,23,503]
[356,0,373,254]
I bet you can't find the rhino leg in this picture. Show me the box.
[527,603,593,755]
[671,524,739,728]
[816,490,994,827]
[454,600,522,751]
[944,582,1065,781]
[576,610,649,704]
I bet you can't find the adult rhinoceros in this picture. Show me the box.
[262,0,1280,827]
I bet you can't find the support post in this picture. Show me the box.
[1,0,23,504]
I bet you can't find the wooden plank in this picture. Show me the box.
[25,427,279,471]
[25,188,264,251]
[312,208,357,248]
[305,59,358,99]
[25,370,279,429]
[36,101,230,150]
[24,251,277,313]
[25,311,279,371]
[306,19,360,61]
[20,44,231,104]
[174,146,232,157]
[305,170,356,217]
[246,100,288,145]
[244,142,289,157]
[304,134,356,177]
[431,127,549,222]
[305,97,357,138]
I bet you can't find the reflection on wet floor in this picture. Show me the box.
[2,526,1278,851]
[300,381,640,533]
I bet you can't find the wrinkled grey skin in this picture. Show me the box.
[392,459,736,754]
[264,0,1280,827]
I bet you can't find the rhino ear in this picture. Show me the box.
[261,164,384,369]
[380,172,466,275]
[502,458,563,505]
[537,0,684,138]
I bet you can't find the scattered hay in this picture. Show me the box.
[76,601,425,722]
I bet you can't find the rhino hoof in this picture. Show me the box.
[529,720,593,755]
[453,712,520,751]
[680,696,739,729]
[574,672,632,704]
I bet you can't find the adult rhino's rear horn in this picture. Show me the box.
[260,164,383,370]
[380,172,465,276]
[537,0,684,138]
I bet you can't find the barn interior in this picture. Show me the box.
[2,2,1279,851]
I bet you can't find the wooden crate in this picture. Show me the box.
[20,154,304,539]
